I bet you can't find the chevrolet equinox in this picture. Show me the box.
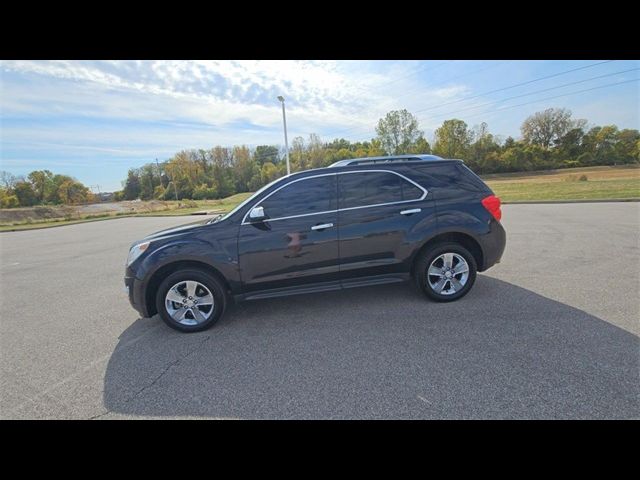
[124,155,506,332]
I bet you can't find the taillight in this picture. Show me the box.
[481,195,502,221]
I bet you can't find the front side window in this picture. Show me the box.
[338,171,423,209]
[259,174,336,219]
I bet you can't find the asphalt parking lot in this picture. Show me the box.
[1,203,638,419]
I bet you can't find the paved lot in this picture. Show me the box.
[0,203,638,419]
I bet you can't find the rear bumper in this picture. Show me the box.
[479,219,506,271]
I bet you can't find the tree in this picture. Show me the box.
[137,164,160,200]
[122,169,141,200]
[232,145,259,192]
[56,178,91,204]
[27,170,55,203]
[554,127,585,161]
[254,145,280,166]
[615,129,640,164]
[433,119,473,158]
[469,122,499,169]
[307,133,327,169]
[260,162,280,184]
[521,108,586,149]
[375,109,424,155]
[408,135,431,154]
[0,188,19,208]
[290,136,307,172]
[0,171,17,190]
[13,181,38,206]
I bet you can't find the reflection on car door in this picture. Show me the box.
[238,174,339,294]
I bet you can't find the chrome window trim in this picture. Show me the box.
[241,172,337,225]
[241,169,428,225]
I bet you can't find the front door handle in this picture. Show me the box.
[400,208,421,215]
[311,223,334,231]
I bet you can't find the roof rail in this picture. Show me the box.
[329,154,444,167]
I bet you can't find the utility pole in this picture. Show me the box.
[277,96,290,175]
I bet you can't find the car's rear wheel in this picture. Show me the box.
[414,243,477,302]
[156,269,226,332]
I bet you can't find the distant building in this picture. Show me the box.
[97,192,114,202]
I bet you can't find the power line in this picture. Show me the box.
[316,61,512,140]
[311,60,613,142]
[411,60,614,115]
[416,67,639,122]
[450,78,639,123]
[313,65,632,144]
[392,60,513,103]
[350,60,452,93]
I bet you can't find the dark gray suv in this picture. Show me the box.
[125,155,506,332]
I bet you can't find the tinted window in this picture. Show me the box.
[260,175,336,219]
[338,172,423,209]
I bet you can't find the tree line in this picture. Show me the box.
[1,107,638,208]
[119,107,639,202]
[0,170,94,208]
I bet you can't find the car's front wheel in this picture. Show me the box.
[414,243,477,302]
[156,269,226,332]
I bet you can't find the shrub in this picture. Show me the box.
[192,184,217,200]
[177,200,197,209]
[0,194,19,208]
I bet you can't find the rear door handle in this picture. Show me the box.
[400,208,421,215]
[311,223,334,231]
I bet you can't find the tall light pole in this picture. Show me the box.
[277,95,290,175]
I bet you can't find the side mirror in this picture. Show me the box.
[248,206,266,222]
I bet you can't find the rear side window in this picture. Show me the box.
[457,164,492,193]
[338,171,423,209]
[260,174,336,219]
[415,163,491,193]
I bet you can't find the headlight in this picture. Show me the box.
[126,241,150,266]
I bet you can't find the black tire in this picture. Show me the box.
[155,268,226,332]
[414,242,477,302]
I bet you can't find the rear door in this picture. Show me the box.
[337,170,433,279]
[238,174,339,294]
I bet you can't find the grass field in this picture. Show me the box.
[1,165,638,231]
[484,165,640,201]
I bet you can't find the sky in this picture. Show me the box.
[1,60,638,192]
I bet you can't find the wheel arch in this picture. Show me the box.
[410,231,484,278]
[144,260,230,317]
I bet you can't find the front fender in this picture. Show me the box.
[136,237,241,291]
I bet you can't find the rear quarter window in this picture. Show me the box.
[414,163,491,193]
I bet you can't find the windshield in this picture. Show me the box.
[208,175,289,224]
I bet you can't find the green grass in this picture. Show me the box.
[487,180,640,202]
[487,178,640,202]
[483,165,640,202]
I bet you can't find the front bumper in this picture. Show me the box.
[124,274,148,318]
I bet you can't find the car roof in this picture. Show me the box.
[276,155,462,183]
[328,154,445,167]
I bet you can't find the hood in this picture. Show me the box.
[141,218,209,242]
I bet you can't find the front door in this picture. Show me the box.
[238,174,339,294]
